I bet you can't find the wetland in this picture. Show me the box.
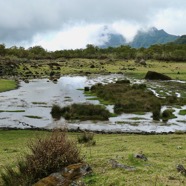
[0,67,186,133]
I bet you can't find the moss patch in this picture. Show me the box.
[178,109,186,115]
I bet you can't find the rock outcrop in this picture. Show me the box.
[145,71,172,80]
[33,162,92,186]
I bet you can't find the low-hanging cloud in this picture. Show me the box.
[0,0,186,49]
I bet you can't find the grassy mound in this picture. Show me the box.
[51,103,111,121]
[90,82,161,114]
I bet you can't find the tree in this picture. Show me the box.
[0,44,6,56]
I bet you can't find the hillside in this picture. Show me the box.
[99,27,179,48]
[99,32,127,48]
[174,35,186,44]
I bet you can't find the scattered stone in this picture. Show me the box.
[139,59,146,66]
[168,176,177,180]
[176,164,186,175]
[33,162,92,186]
[53,78,58,83]
[24,79,29,83]
[145,71,172,80]
[84,87,90,91]
[109,159,136,171]
[134,153,148,161]
[177,146,182,149]
[135,58,146,66]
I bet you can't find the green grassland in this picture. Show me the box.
[0,59,186,185]
[0,130,185,186]
[0,79,18,92]
[1,59,186,92]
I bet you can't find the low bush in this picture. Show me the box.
[1,131,82,186]
[152,102,161,121]
[61,103,111,120]
[50,104,62,120]
[78,132,96,146]
[161,108,176,121]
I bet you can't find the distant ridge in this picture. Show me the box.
[100,33,126,48]
[174,35,186,44]
[98,27,179,48]
[130,27,179,48]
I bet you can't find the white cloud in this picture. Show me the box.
[0,0,186,49]
[31,23,107,50]
[152,8,186,35]
[111,21,140,42]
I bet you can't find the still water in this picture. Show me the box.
[0,74,185,133]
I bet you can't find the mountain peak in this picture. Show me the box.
[130,27,179,48]
[97,26,179,49]
[149,27,158,32]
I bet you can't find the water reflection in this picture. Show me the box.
[0,74,186,133]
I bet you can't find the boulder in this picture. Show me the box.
[33,162,92,186]
[134,153,148,161]
[84,87,90,91]
[139,59,146,66]
[109,159,136,171]
[176,164,186,175]
[145,71,172,80]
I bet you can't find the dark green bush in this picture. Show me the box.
[152,108,161,121]
[50,104,62,120]
[152,101,161,121]
[116,79,130,84]
[61,103,111,120]
[161,109,176,121]
[132,83,147,89]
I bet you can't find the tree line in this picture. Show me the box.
[0,43,186,61]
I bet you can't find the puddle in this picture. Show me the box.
[0,75,186,133]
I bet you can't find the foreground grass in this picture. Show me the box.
[0,79,17,92]
[0,130,185,185]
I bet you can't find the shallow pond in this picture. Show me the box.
[0,74,186,133]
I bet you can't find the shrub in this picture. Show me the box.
[166,95,177,104]
[61,103,111,120]
[152,108,161,121]
[1,131,82,186]
[50,104,62,120]
[116,79,130,84]
[161,109,176,121]
[78,132,96,146]
[132,83,147,89]
[151,100,161,121]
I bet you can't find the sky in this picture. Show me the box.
[0,0,186,51]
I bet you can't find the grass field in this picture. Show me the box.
[0,79,17,92]
[0,130,185,186]
[1,59,186,93]
[0,59,186,185]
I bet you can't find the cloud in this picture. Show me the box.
[0,0,185,49]
[31,23,107,50]
[152,7,186,35]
